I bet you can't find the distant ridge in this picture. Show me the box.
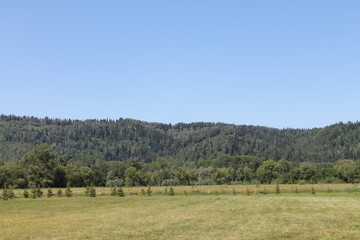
[1,114,360,163]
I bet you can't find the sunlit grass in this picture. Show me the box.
[2,184,360,239]
[11,183,356,197]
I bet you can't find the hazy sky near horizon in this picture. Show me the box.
[1,1,359,129]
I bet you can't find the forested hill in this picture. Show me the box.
[1,115,360,163]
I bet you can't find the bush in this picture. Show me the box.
[84,186,96,197]
[311,187,316,194]
[84,186,90,196]
[29,184,42,199]
[117,187,125,197]
[246,188,251,196]
[147,186,152,196]
[47,188,54,198]
[23,189,29,198]
[65,184,73,197]
[2,184,9,200]
[275,184,281,195]
[8,185,15,199]
[37,187,43,198]
[31,185,38,199]
[89,186,96,197]
[57,189,63,197]
[110,187,117,196]
[168,186,175,196]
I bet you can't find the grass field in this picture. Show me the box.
[1,184,360,240]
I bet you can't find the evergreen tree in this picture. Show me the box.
[47,188,54,198]
[65,184,73,197]
[117,187,125,197]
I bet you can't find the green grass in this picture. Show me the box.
[1,186,360,239]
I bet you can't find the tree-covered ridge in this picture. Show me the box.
[1,114,360,163]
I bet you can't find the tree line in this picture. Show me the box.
[1,144,360,189]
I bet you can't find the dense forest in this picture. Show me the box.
[1,115,360,188]
[1,115,360,163]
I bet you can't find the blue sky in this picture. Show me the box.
[1,1,359,129]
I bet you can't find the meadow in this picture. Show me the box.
[1,184,360,240]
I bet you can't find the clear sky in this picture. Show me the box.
[1,1,359,129]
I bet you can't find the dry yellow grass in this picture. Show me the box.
[11,183,353,196]
[2,185,360,239]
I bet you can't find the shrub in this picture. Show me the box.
[84,186,90,196]
[57,189,63,197]
[84,186,96,197]
[8,185,15,199]
[275,184,281,195]
[30,184,41,199]
[311,187,316,194]
[246,188,251,196]
[31,186,37,199]
[47,188,53,198]
[141,189,146,195]
[232,188,237,195]
[37,187,43,198]
[23,189,29,198]
[65,184,73,197]
[168,186,175,196]
[110,187,117,196]
[117,187,125,197]
[89,186,96,197]
[2,184,9,200]
[147,186,152,196]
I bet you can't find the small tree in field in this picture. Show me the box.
[65,184,73,197]
[110,187,117,196]
[23,189,29,198]
[37,187,43,198]
[147,186,152,196]
[47,188,54,198]
[84,186,90,196]
[117,187,125,197]
[275,184,281,195]
[8,185,15,199]
[89,186,96,197]
[168,186,175,196]
[30,184,38,199]
[2,184,9,200]
[57,189,63,197]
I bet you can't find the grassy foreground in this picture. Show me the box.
[1,187,360,239]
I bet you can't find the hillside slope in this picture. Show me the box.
[1,115,360,163]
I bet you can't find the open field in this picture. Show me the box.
[2,185,360,239]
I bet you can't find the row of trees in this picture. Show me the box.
[1,144,360,189]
